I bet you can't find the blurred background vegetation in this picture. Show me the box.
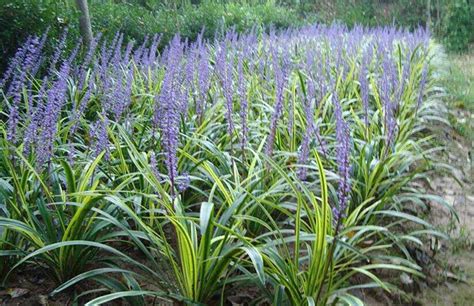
[0,0,472,71]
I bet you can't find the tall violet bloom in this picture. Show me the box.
[50,28,69,73]
[29,30,48,78]
[379,57,397,148]
[145,34,162,69]
[297,75,327,180]
[265,45,289,158]
[112,33,124,65]
[158,94,180,195]
[105,66,134,121]
[36,60,71,166]
[182,45,196,116]
[6,36,41,96]
[6,87,22,143]
[296,52,314,175]
[154,35,184,194]
[106,32,121,65]
[67,75,94,163]
[196,43,211,118]
[0,36,31,89]
[237,55,248,152]
[90,113,110,160]
[359,45,372,127]
[4,33,46,94]
[396,53,411,105]
[332,95,351,226]
[297,97,313,180]
[35,44,79,164]
[71,75,94,136]
[216,41,235,136]
[123,41,135,65]
[98,35,131,121]
[24,77,48,155]
[6,36,42,143]
[78,33,102,89]
[177,173,190,192]
[133,35,149,65]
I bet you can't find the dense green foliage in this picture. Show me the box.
[1,0,472,73]
[283,0,473,51]
[0,0,467,304]
[443,51,474,141]
[0,0,76,70]
[0,23,456,304]
[0,0,303,71]
[442,0,473,52]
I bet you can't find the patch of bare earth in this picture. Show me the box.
[362,49,473,305]
[416,123,473,306]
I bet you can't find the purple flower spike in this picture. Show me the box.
[154,35,185,195]
[359,46,372,127]
[1,36,31,89]
[332,95,351,226]
[379,57,397,148]
[265,45,289,158]
[216,42,235,137]
[177,172,190,192]
[71,75,94,137]
[6,36,43,143]
[36,61,71,166]
[90,114,110,160]
[149,152,161,180]
[24,77,48,155]
[196,45,211,118]
[297,130,312,181]
[237,56,248,152]
[50,28,69,73]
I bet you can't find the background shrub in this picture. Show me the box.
[1,0,472,72]
[0,0,78,70]
[442,0,473,52]
[0,0,304,71]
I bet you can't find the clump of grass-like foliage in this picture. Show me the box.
[0,25,455,305]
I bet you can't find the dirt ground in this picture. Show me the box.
[411,49,473,306]
[417,49,474,306]
[360,48,474,306]
[419,134,473,306]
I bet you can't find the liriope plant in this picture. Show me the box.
[0,147,125,285]
[69,128,265,304]
[0,23,456,305]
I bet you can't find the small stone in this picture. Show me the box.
[400,272,414,285]
[38,295,49,306]
[3,288,30,299]
[444,195,455,206]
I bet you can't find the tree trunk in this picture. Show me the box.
[427,0,432,29]
[436,0,441,29]
[75,0,93,48]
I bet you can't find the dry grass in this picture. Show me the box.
[444,49,474,144]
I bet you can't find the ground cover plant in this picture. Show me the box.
[0,24,453,305]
